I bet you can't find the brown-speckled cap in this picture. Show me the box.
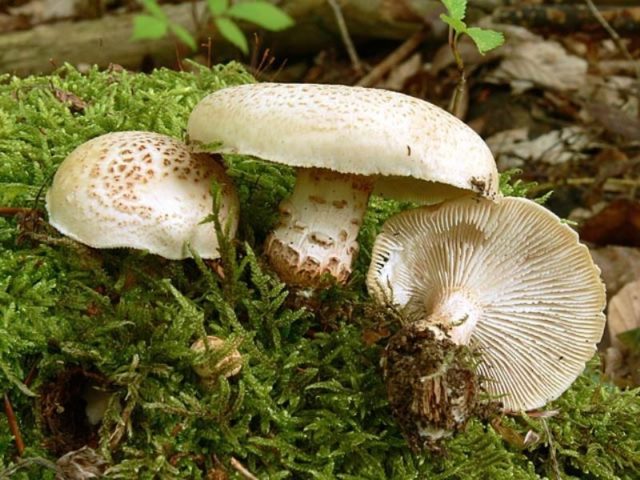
[367,196,606,411]
[187,83,500,203]
[46,131,238,259]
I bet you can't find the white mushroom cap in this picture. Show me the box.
[367,196,606,411]
[187,83,500,203]
[46,131,238,260]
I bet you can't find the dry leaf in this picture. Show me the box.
[604,344,640,388]
[580,199,640,247]
[362,326,390,346]
[53,88,88,113]
[486,126,592,169]
[608,279,640,349]
[491,417,526,449]
[489,41,587,92]
[590,246,640,297]
[9,0,75,24]
[0,12,31,32]
[382,53,422,91]
[578,75,638,120]
[584,149,636,207]
[523,430,541,447]
[585,102,640,142]
[526,409,560,419]
[56,446,108,480]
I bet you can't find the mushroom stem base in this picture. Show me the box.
[265,168,373,287]
[383,322,489,451]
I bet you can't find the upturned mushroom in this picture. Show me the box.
[367,196,606,448]
[187,83,499,287]
[46,131,239,259]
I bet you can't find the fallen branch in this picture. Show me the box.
[584,0,640,83]
[494,5,640,36]
[0,0,443,76]
[530,177,640,195]
[326,0,362,74]
[356,29,427,87]
[0,207,40,217]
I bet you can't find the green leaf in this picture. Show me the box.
[227,1,294,31]
[132,14,168,40]
[170,24,197,50]
[207,0,229,16]
[215,17,249,54]
[441,0,467,22]
[140,0,166,19]
[440,13,467,34]
[465,27,505,54]
[619,328,640,354]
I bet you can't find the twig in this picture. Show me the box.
[0,207,41,217]
[254,48,276,79]
[268,58,289,83]
[249,33,262,72]
[529,177,640,194]
[447,28,467,118]
[356,29,427,87]
[584,0,640,84]
[230,457,259,480]
[326,0,362,74]
[3,394,25,456]
[175,43,184,72]
[23,363,38,388]
[0,457,58,479]
[541,419,561,480]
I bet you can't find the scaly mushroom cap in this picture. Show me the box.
[187,83,500,203]
[367,196,606,411]
[46,131,239,260]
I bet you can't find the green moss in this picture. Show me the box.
[0,64,638,479]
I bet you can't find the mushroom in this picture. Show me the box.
[82,386,112,426]
[46,131,239,260]
[191,335,243,382]
[187,83,499,287]
[367,196,606,448]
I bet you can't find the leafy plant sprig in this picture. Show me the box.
[499,168,552,205]
[440,0,504,56]
[133,0,198,49]
[439,0,504,114]
[133,0,294,54]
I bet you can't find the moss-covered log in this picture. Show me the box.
[0,65,639,479]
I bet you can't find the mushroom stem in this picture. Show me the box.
[382,321,481,451]
[265,167,373,287]
[414,290,482,346]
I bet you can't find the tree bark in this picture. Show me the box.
[494,5,640,36]
[0,0,446,76]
